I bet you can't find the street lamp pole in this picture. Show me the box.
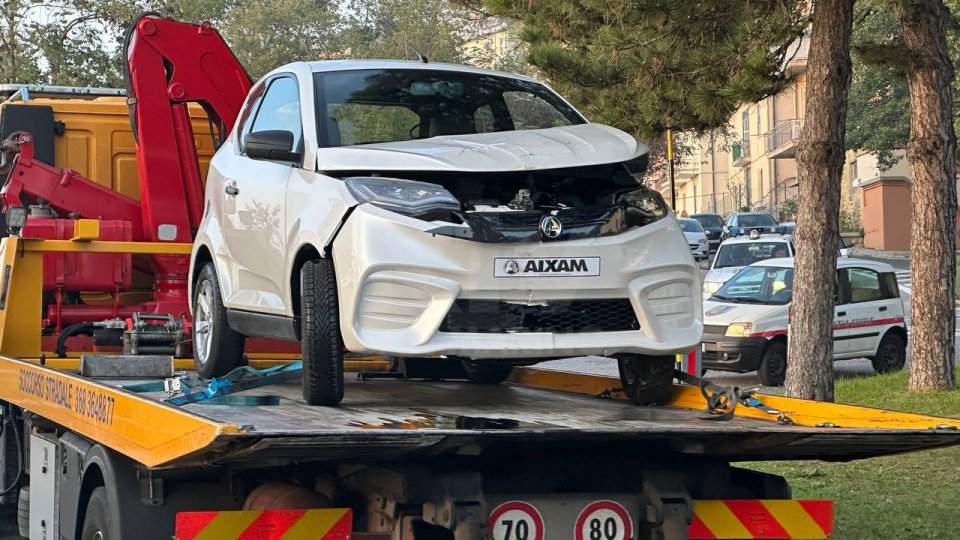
[667,129,676,211]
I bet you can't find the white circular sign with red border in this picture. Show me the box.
[488,501,545,540]
[574,500,634,540]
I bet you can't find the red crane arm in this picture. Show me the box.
[125,16,253,243]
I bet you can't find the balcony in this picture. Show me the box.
[675,160,698,180]
[732,140,751,167]
[764,119,802,159]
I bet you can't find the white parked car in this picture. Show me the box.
[190,60,702,405]
[701,232,794,299]
[679,218,709,261]
[701,257,907,385]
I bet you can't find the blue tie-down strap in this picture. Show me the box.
[121,362,303,406]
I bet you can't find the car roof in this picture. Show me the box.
[718,235,791,246]
[746,257,895,272]
[690,213,721,217]
[302,59,540,84]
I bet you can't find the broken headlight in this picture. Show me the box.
[345,177,461,216]
[618,187,669,225]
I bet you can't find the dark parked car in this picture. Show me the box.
[690,213,724,251]
[721,211,780,241]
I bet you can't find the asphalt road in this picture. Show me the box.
[541,251,928,395]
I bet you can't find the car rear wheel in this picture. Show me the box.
[757,341,787,386]
[193,263,245,378]
[871,332,906,374]
[300,259,345,406]
[617,354,675,405]
[460,360,514,384]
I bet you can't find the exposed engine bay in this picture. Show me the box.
[334,160,670,243]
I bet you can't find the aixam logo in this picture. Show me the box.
[495,256,600,277]
[522,258,588,273]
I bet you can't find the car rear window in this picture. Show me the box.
[738,214,777,228]
[693,214,723,227]
[714,241,790,268]
[680,219,703,233]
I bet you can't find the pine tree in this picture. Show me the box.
[456,0,806,137]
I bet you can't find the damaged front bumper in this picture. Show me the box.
[331,204,702,359]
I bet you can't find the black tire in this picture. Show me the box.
[192,263,245,378]
[872,332,907,374]
[617,355,675,405]
[460,360,514,384]
[300,259,345,406]
[80,487,115,540]
[16,486,27,538]
[758,340,787,386]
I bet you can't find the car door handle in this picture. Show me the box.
[879,306,887,312]
[836,311,846,317]
[225,184,239,196]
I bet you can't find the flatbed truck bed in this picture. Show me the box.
[2,350,959,539]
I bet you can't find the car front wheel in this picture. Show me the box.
[617,354,676,405]
[193,263,245,378]
[300,259,345,406]
[757,341,787,386]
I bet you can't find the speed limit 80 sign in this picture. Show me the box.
[574,500,634,540]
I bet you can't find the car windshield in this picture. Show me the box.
[713,266,793,305]
[315,69,586,147]
[714,241,789,268]
[680,219,703,233]
[738,214,777,228]
[693,214,722,228]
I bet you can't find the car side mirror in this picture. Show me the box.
[245,130,301,162]
[698,259,711,270]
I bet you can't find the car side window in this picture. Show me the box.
[726,215,736,227]
[846,268,883,303]
[879,271,900,300]
[236,82,267,152]
[248,77,303,153]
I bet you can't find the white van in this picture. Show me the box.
[701,257,907,385]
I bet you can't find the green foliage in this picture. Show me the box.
[846,0,960,168]
[342,0,464,64]
[459,0,806,137]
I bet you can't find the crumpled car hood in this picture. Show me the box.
[316,124,647,172]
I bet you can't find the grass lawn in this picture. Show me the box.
[749,370,960,540]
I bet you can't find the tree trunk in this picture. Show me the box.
[785,0,854,401]
[899,0,958,391]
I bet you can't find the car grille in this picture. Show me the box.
[440,299,639,334]
[703,324,728,335]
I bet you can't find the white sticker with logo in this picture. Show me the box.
[494,257,601,278]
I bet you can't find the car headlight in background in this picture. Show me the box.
[703,281,721,295]
[698,238,707,244]
[345,177,461,216]
[725,322,754,337]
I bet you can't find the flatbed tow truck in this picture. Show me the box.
[0,15,956,540]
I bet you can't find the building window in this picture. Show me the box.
[851,161,858,182]
[741,110,750,141]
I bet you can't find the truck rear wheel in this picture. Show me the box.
[193,263,245,378]
[300,259,345,406]
[460,360,514,384]
[617,355,675,405]
[80,487,115,540]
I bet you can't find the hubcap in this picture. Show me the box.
[194,281,214,366]
[93,532,104,540]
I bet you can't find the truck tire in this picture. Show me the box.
[758,341,787,387]
[460,360,514,384]
[617,355,675,405]
[301,259,345,406]
[193,262,245,378]
[871,332,906,374]
[80,487,115,540]
[16,486,27,538]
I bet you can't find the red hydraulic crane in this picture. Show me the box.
[0,15,251,352]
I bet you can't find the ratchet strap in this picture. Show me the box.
[675,371,795,425]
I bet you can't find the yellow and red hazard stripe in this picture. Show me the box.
[175,508,351,540]
[688,500,833,539]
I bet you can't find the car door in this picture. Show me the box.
[220,75,302,314]
[835,267,889,356]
